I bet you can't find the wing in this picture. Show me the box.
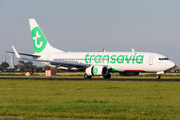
[12,46,90,70]
[6,51,40,58]
[30,59,89,70]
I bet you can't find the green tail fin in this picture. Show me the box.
[29,18,64,54]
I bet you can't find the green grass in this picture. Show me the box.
[0,117,56,120]
[0,80,180,119]
[0,117,40,120]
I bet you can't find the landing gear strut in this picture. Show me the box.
[156,75,161,79]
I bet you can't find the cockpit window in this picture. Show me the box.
[164,58,169,60]
[159,58,169,61]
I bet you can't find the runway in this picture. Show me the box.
[0,77,180,81]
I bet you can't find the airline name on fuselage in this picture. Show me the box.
[85,53,144,64]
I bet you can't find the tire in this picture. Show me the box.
[103,73,111,79]
[156,75,161,79]
[84,73,92,79]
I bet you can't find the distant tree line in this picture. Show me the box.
[0,60,51,72]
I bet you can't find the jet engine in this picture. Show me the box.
[85,66,108,76]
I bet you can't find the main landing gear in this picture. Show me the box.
[84,73,111,79]
[84,73,92,79]
[103,73,111,79]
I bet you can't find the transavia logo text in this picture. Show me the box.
[85,53,144,64]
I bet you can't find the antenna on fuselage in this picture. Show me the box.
[132,48,135,52]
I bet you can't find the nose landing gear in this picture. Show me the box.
[156,75,161,79]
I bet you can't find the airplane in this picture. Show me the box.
[9,18,175,79]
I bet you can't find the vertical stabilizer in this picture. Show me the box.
[29,18,64,54]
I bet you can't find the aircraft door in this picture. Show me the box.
[149,55,154,65]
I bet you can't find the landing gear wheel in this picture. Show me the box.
[156,75,161,79]
[84,73,92,79]
[103,73,111,79]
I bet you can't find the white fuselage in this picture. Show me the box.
[38,52,175,73]
[11,18,176,79]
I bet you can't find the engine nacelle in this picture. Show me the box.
[86,66,108,76]
[119,72,140,76]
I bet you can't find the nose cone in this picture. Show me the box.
[168,61,175,69]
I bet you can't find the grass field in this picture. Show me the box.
[0,80,180,120]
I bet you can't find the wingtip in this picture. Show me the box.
[12,46,22,59]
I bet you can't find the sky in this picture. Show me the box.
[0,0,180,66]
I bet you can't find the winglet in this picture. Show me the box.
[12,46,22,59]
